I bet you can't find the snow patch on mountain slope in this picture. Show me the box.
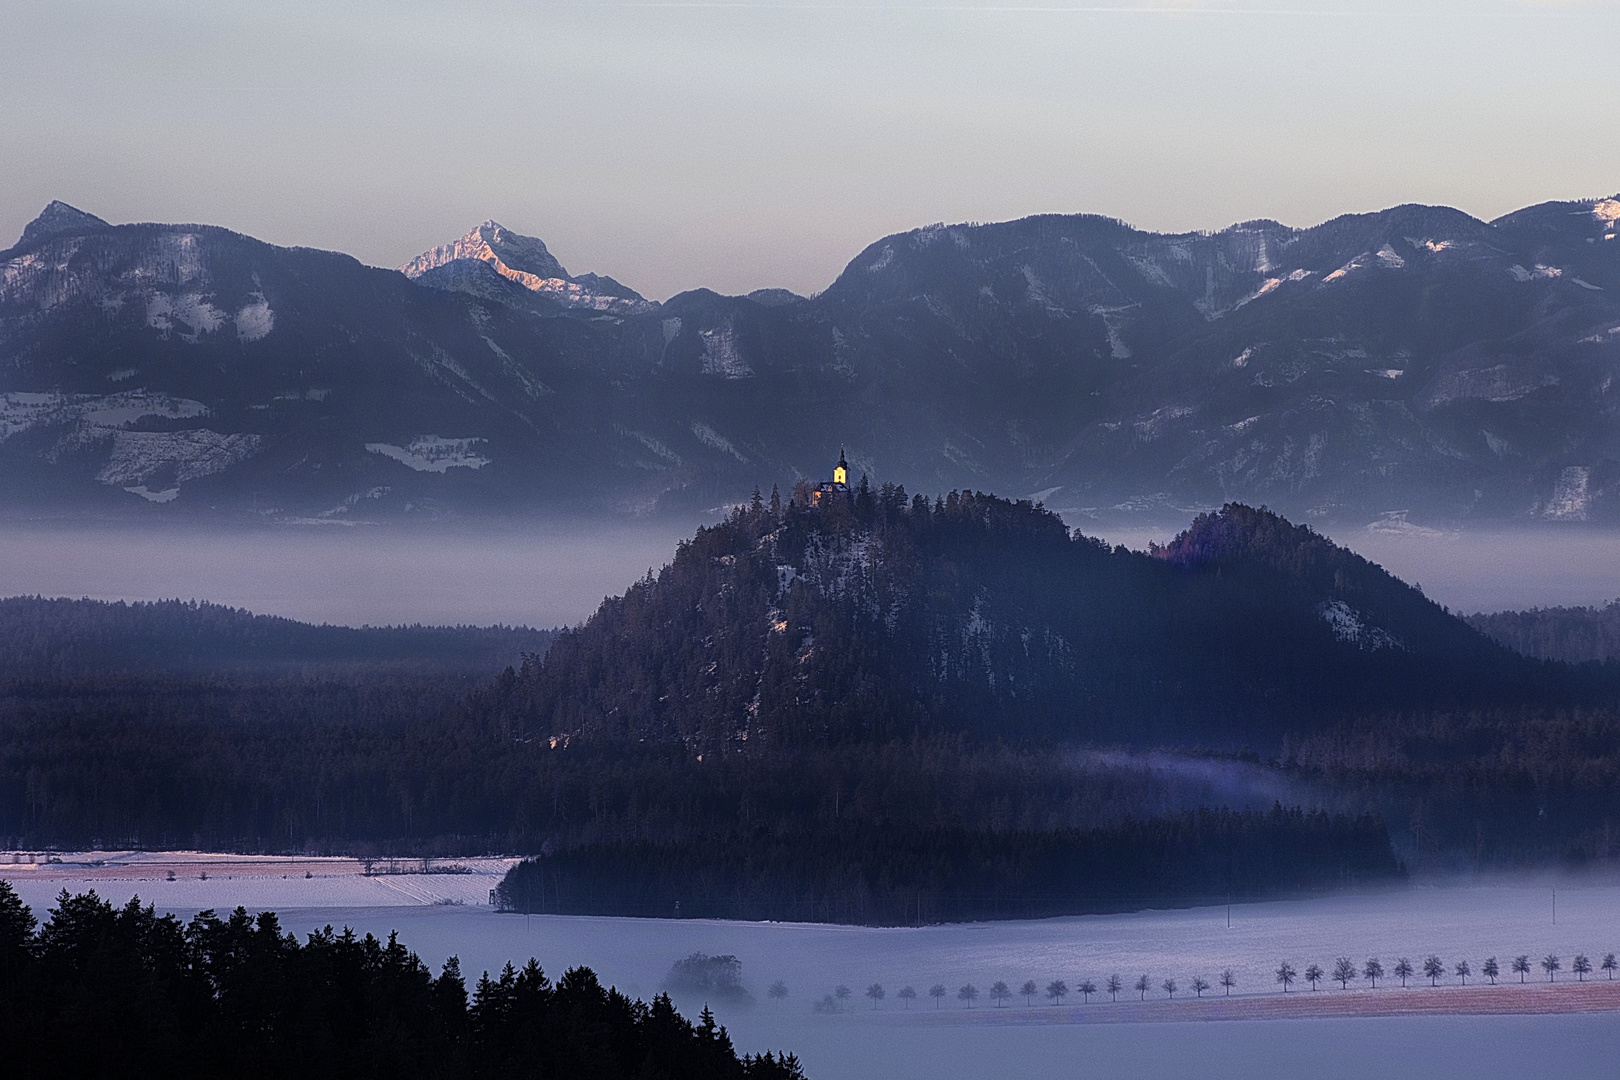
[1134,405,1196,440]
[1543,466,1591,521]
[700,325,752,378]
[1232,269,1311,311]
[1317,600,1402,651]
[1424,365,1558,407]
[691,421,748,462]
[235,294,274,341]
[365,436,490,473]
[1322,256,1366,284]
[1079,304,1130,359]
[145,291,227,341]
[97,429,263,488]
[0,391,209,442]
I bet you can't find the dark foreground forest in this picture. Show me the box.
[0,881,804,1080]
[4,492,1620,922]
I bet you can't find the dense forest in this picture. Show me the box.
[0,597,554,679]
[1467,601,1620,665]
[0,882,803,1080]
[494,806,1400,924]
[5,493,1620,920]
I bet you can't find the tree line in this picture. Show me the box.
[493,805,1401,925]
[0,881,804,1080]
[773,948,1620,1014]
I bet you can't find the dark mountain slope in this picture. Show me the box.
[511,491,1578,749]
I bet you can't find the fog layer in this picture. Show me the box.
[0,521,695,628]
[5,521,1620,628]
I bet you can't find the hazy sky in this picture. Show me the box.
[3,0,1617,298]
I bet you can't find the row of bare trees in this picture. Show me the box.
[799,971,1244,1011]
[1274,953,1618,992]
[791,951,1619,1011]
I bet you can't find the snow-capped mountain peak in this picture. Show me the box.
[400,221,569,283]
[399,221,650,313]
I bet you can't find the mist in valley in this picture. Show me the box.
[4,516,1620,630]
[0,517,701,628]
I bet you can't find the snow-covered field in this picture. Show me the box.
[1,850,515,909]
[7,859,1619,1079]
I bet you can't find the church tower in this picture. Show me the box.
[813,449,853,505]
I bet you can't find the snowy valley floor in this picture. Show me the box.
[6,854,1620,1079]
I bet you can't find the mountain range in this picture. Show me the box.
[3,193,1618,523]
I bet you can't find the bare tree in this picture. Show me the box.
[989,981,1012,1008]
[1511,955,1531,983]
[1541,954,1561,983]
[1364,958,1384,988]
[1192,976,1211,998]
[898,985,918,1009]
[1422,956,1444,986]
[1161,978,1177,999]
[1603,954,1617,981]
[768,980,788,1007]
[1078,979,1097,1003]
[1021,979,1038,1006]
[835,985,852,1009]
[1107,974,1123,1002]
[865,983,885,1009]
[1482,957,1499,985]
[1134,975,1151,1001]
[958,983,979,1008]
[929,983,947,1008]
[1220,969,1237,997]
[1333,957,1357,989]
[1276,962,1297,993]
[1573,955,1592,982]
[1305,964,1324,991]
[1394,958,1414,988]
[1045,979,1068,1005]
[1454,960,1470,986]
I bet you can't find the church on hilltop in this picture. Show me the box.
[811,449,851,506]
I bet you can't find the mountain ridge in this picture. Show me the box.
[3,193,1618,523]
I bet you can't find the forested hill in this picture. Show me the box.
[507,487,1586,749]
[0,597,553,679]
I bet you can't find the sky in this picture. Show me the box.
[2,0,1617,299]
